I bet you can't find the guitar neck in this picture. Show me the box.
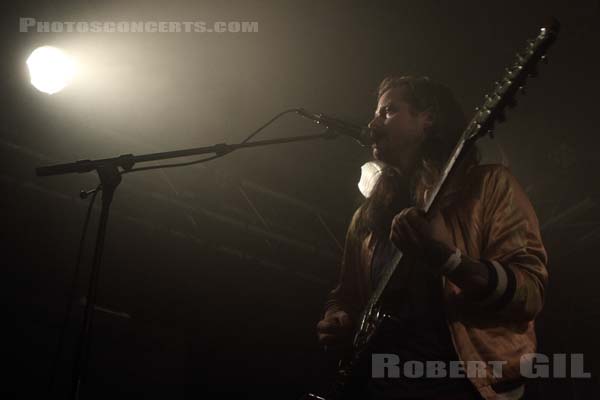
[365,133,472,311]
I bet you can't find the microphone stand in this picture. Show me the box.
[35,129,339,400]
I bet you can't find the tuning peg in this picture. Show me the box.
[518,85,526,95]
[541,54,548,64]
[487,129,495,139]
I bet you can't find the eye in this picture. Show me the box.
[383,105,397,117]
[375,104,396,119]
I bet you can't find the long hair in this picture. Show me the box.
[355,76,480,239]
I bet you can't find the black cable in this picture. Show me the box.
[240,108,300,144]
[48,185,101,396]
[120,108,301,174]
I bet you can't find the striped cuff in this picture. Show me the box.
[479,259,517,310]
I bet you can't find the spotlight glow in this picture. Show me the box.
[26,46,76,95]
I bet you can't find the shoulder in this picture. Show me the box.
[445,163,524,211]
[466,163,512,182]
[462,163,519,194]
[466,164,540,226]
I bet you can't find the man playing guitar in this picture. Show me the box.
[316,76,548,400]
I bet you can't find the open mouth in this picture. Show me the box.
[371,138,386,152]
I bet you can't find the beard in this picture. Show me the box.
[358,164,415,239]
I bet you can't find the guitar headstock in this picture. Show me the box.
[466,19,560,142]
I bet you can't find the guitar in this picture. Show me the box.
[304,19,560,400]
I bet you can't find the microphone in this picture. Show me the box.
[295,108,372,147]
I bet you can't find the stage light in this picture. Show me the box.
[26,46,76,95]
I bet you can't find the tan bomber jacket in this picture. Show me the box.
[324,164,549,400]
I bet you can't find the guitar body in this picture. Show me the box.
[304,310,402,400]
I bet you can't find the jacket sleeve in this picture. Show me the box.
[475,165,549,322]
[323,207,364,321]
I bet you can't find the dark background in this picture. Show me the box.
[1,0,599,398]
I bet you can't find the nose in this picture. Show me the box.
[368,116,385,141]
[367,115,382,130]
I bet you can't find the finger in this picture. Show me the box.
[390,220,413,249]
[391,209,421,247]
[405,207,421,217]
[389,228,399,246]
[401,218,421,245]
[405,211,429,235]
[390,216,403,238]
[393,208,411,225]
[319,330,352,346]
[390,221,406,246]
[317,320,343,334]
[391,209,413,233]
[395,207,422,226]
[399,207,414,217]
[336,312,352,329]
[318,333,338,346]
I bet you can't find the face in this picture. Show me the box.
[368,87,432,174]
